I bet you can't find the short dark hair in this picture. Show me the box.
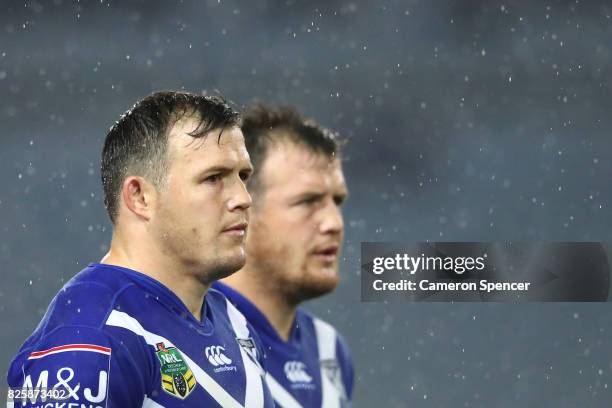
[241,103,341,194]
[101,90,240,223]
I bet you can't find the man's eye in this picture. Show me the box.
[300,197,319,206]
[204,174,221,183]
[334,196,346,206]
[239,171,251,181]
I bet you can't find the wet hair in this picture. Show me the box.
[101,90,240,223]
[241,102,341,194]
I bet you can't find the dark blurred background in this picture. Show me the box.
[2,0,612,406]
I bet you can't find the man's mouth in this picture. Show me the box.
[222,222,248,236]
[312,245,339,262]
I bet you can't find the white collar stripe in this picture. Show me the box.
[313,318,341,408]
[225,299,265,408]
[313,318,337,361]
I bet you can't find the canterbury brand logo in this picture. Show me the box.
[205,346,232,366]
[284,361,313,383]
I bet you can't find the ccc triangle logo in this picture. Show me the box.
[205,345,232,366]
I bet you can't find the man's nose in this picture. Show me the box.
[227,176,252,211]
[318,200,343,234]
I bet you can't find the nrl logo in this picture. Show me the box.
[155,342,197,399]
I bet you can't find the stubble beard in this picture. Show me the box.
[153,216,246,285]
[293,266,340,302]
[201,250,247,284]
[266,258,340,306]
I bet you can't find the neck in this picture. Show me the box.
[222,266,297,341]
[101,231,209,321]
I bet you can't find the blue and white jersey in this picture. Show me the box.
[7,264,275,408]
[214,282,354,408]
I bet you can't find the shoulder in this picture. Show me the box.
[7,264,155,406]
[7,324,147,407]
[303,312,351,357]
[299,309,355,398]
[296,309,352,362]
[24,266,135,348]
[8,265,151,388]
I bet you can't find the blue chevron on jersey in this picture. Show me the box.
[214,282,355,408]
[6,264,275,408]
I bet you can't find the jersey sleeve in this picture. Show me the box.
[7,325,146,408]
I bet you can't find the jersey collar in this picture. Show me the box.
[213,281,303,352]
[89,263,213,333]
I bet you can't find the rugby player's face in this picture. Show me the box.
[153,119,253,283]
[248,143,347,301]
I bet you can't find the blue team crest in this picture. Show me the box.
[236,337,264,375]
[321,358,348,400]
[155,342,197,399]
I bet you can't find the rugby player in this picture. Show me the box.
[215,104,354,407]
[7,91,274,407]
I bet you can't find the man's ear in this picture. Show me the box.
[121,176,157,221]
